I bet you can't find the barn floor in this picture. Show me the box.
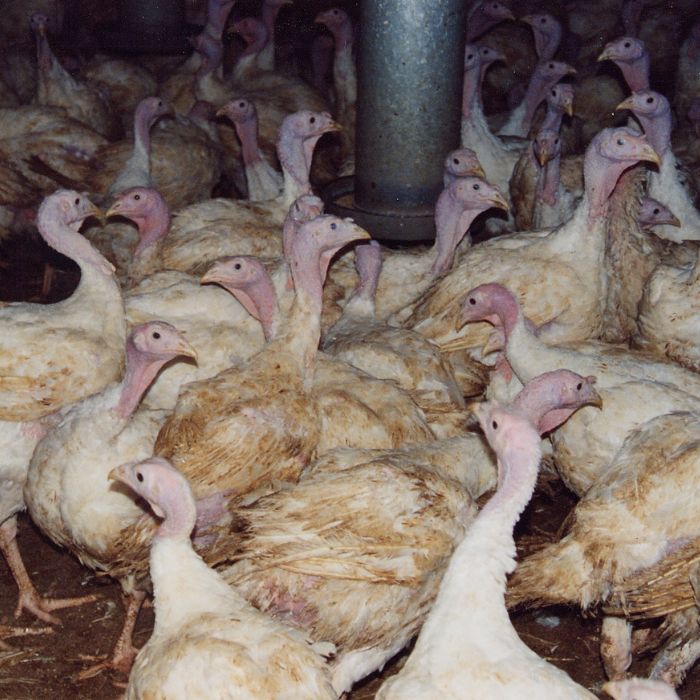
[1,238,700,698]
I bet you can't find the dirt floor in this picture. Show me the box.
[1,237,700,698]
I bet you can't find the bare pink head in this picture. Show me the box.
[533,128,561,168]
[616,90,671,157]
[583,127,660,219]
[444,148,486,181]
[513,370,602,435]
[283,194,324,266]
[638,197,680,230]
[467,1,515,42]
[460,282,520,337]
[117,321,197,419]
[106,187,170,256]
[110,457,197,539]
[315,8,353,51]
[598,36,649,91]
[477,44,505,70]
[231,17,268,56]
[433,178,509,274]
[522,13,562,61]
[136,97,172,127]
[201,256,279,340]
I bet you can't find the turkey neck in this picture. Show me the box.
[278,131,314,208]
[618,53,649,92]
[633,105,671,159]
[534,24,560,61]
[234,114,263,166]
[430,191,483,275]
[536,150,560,206]
[518,67,558,136]
[224,271,280,342]
[331,24,356,111]
[108,105,156,197]
[540,102,565,133]
[408,421,542,654]
[113,343,174,419]
[204,0,235,41]
[150,531,243,636]
[133,200,171,259]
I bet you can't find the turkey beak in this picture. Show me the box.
[666,213,682,227]
[520,14,534,25]
[104,202,122,219]
[108,462,133,485]
[535,143,551,168]
[640,144,662,168]
[587,390,603,410]
[200,266,224,286]
[176,338,198,362]
[482,330,504,356]
[597,46,615,62]
[615,96,635,114]
[563,64,577,77]
[470,164,487,179]
[324,119,342,133]
[563,99,574,117]
[489,191,510,212]
[215,105,230,119]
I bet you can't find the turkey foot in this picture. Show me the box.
[600,616,632,680]
[0,517,99,625]
[75,590,145,680]
[0,623,53,650]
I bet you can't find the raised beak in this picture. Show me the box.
[489,190,510,212]
[615,96,636,113]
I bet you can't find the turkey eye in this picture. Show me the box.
[491,420,498,429]
[158,100,162,107]
[309,116,316,124]
[576,382,582,390]
[646,96,654,104]
[467,54,473,60]
[617,138,624,146]
[239,101,245,108]
[540,17,546,23]
[330,222,337,230]
[551,89,556,96]
[473,183,480,190]
[548,63,554,69]
[74,197,80,205]
[624,41,631,48]
[136,472,144,482]
[555,138,559,144]
[134,194,141,201]
[653,208,659,214]
[469,297,476,305]
[453,158,460,164]
[332,9,338,14]
[234,262,241,270]
[152,331,161,339]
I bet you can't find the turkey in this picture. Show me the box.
[403,128,660,357]
[507,410,700,689]
[216,97,283,201]
[616,89,700,242]
[0,190,126,623]
[154,109,339,276]
[459,283,700,495]
[154,215,368,503]
[220,370,601,695]
[30,13,121,140]
[376,400,596,700]
[328,175,509,322]
[110,457,336,700]
[24,322,196,676]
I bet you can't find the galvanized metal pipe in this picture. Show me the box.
[355,0,468,218]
